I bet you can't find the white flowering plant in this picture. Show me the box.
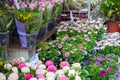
[96,32,120,55]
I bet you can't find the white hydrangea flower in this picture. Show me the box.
[46,72,56,78]
[0,73,6,80]
[62,66,70,73]
[72,63,81,69]
[19,57,25,62]
[21,67,30,73]
[46,77,55,80]
[8,73,19,80]
[25,62,31,68]
[12,67,18,73]
[75,75,81,80]
[4,63,12,70]
[38,78,45,80]
[37,60,42,65]
[68,69,75,76]
[37,64,46,70]
[29,78,37,80]
[55,70,64,76]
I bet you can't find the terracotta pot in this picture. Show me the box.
[107,21,120,33]
[116,21,120,33]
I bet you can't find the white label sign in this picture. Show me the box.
[30,54,39,68]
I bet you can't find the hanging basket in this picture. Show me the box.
[0,31,10,46]
[107,21,120,33]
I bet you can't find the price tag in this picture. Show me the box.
[14,0,20,9]
[30,54,39,68]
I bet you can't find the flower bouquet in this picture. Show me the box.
[0,0,14,46]
[6,0,46,48]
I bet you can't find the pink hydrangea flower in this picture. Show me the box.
[59,76,69,80]
[48,65,57,72]
[45,60,54,67]
[60,61,70,68]
[37,73,45,79]
[12,59,21,65]
[18,63,26,69]
[36,69,45,75]
[24,74,34,80]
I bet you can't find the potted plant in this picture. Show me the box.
[100,0,120,33]
[8,0,45,48]
[0,0,14,46]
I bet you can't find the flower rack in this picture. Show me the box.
[60,9,88,21]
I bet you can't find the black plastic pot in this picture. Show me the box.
[26,33,38,48]
[37,25,47,40]
[0,31,10,46]
[48,21,55,31]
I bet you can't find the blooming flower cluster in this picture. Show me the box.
[83,53,119,80]
[57,18,105,35]
[4,0,63,33]
[37,18,105,64]
[96,32,120,49]
[0,57,84,80]
[95,32,120,55]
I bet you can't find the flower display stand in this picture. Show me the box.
[7,38,36,61]
[61,9,88,21]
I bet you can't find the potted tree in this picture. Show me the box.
[0,1,14,46]
[100,0,120,33]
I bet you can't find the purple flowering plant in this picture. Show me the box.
[83,53,119,80]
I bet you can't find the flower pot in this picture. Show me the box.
[37,25,47,40]
[0,31,10,46]
[48,20,55,31]
[107,21,120,33]
[26,33,38,48]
